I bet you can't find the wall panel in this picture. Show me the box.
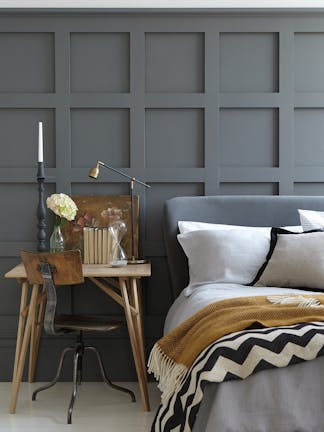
[0,109,55,168]
[220,108,279,167]
[71,108,130,167]
[0,32,54,93]
[294,108,324,166]
[220,182,279,195]
[1,10,324,381]
[294,33,324,92]
[70,32,130,93]
[145,108,204,168]
[145,32,205,93]
[219,32,279,93]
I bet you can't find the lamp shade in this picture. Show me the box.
[88,163,100,179]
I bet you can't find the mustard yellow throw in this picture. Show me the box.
[148,294,324,401]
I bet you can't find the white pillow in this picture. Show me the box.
[177,228,270,286]
[178,220,302,234]
[178,221,265,234]
[254,229,324,290]
[299,209,324,231]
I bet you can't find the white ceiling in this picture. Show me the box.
[1,0,324,8]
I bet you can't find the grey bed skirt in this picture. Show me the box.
[193,356,324,432]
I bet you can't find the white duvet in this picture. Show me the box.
[164,283,320,334]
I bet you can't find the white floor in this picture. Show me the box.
[0,382,161,432]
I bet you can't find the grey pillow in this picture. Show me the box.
[299,209,324,231]
[253,228,324,291]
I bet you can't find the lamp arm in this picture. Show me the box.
[97,161,151,188]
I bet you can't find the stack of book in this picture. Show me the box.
[83,227,115,264]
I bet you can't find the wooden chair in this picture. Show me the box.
[20,249,135,424]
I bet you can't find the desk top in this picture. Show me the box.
[5,262,151,279]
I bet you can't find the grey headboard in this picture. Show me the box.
[163,195,324,300]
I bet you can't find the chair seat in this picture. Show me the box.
[54,314,125,332]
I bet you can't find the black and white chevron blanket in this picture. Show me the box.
[151,321,324,432]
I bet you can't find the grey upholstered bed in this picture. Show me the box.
[162,195,324,432]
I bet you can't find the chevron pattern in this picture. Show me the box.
[151,322,324,432]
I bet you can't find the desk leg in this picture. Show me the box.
[10,284,39,414]
[130,278,150,410]
[119,278,150,412]
[12,281,29,380]
[130,278,146,381]
[28,288,46,382]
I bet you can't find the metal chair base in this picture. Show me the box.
[32,337,136,424]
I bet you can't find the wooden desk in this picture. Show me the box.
[5,262,151,414]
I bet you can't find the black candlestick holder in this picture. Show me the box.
[37,162,46,252]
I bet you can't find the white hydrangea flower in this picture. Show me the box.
[46,193,78,222]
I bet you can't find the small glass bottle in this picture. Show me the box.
[108,220,127,267]
[49,222,65,253]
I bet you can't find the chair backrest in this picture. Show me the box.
[20,250,84,335]
[20,250,84,285]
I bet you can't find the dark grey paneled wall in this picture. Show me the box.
[1,9,324,381]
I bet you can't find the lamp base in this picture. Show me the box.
[128,257,148,265]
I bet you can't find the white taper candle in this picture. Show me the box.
[38,121,43,162]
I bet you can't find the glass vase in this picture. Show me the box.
[108,220,127,267]
[50,220,65,253]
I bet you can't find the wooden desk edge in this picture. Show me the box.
[5,262,151,279]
